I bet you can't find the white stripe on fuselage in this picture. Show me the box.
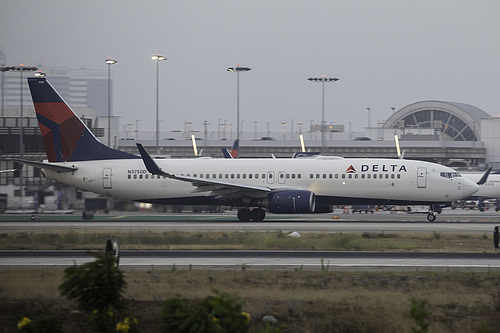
[42,157,474,204]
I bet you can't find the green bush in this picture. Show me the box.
[160,289,249,333]
[59,251,127,332]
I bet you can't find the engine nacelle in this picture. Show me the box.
[267,190,316,214]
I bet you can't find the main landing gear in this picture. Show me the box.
[427,206,437,222]
[237,208,266,222]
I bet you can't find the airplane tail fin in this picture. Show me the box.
[230,139,239,158]
[27,77,138,162]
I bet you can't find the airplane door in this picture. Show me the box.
[267,171,275,184]
[417,167,427,188]
[278,171,286,184]
[102,168,112,189]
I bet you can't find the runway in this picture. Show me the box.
[1,250,500,271]
[1,209,500,234]
[1,209,500,270]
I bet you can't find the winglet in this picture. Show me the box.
[136,143,170,176]
[476,167,492,185]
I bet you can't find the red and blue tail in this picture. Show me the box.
[230,139,239,158]
[28,77,138,162]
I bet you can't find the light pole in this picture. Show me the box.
[367,107,371,128]
[105,57,117,147]
[227,65,251,144]
[307,75,339,153]
[135,120,140,140]
[152,54,167,153]
[203,120,209,149]
[1,64,37,198]
[0,65,38,157]
[281,122,288,140]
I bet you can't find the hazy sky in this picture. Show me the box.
[1,1,500,135]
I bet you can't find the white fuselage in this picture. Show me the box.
[42,157,478,206]
[462,173,500,199]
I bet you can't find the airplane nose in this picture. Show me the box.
[463,178,479,198]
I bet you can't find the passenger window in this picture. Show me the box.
[397,174,401,179]
[139,174,143,179]
[355,174,358,179]
[298,174,301,179]
[231,174,235,179]
[291,174,295,179]
[249,174,253,179]
[367,174,371,179]
[133,174,137,179]
[243,174,246,179]
[335,174,339,179]
[225,174,229,179]
[374,174,377,179]
[361,174,365,179]
[316,174,320,179]
[237,174,240,179]
[385,174,389,179]
[145,174,149,179]
[348,174,352,179]
[323,174,326,179]
[128,175,131,179]
[391,174,395,179]
[310,174,314,179]
[262,174,265,178]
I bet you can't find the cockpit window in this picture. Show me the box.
[440,172,461,178]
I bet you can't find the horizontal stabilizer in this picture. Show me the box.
[7,158,78,173]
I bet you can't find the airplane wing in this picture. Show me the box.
[7,158,78,173]
[136,143,272,198]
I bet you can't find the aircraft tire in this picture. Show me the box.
[250,208,266,222]
[427,212,436,222]
[237,208,252,222]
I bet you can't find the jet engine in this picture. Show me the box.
[266,190,316,214]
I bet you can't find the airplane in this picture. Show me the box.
[457,169,500,211]
[12,77,479,222]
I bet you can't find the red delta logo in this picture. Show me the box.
[346,165,356,173]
